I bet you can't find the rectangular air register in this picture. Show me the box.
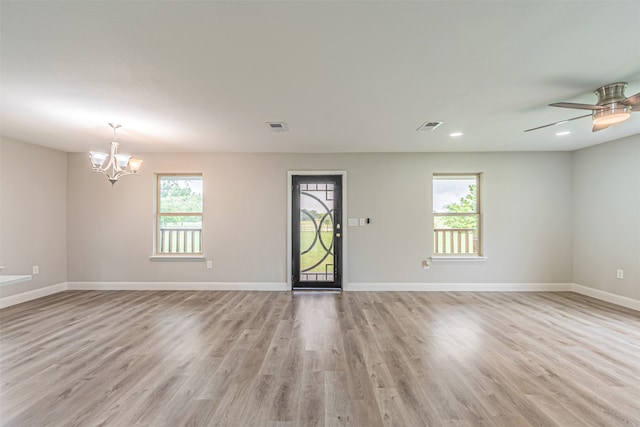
[416,121,443,131]
[266,122,289,132]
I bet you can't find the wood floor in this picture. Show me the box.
[1,291,639,427]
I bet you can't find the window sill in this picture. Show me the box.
[0,275,32,287]
[430,256,488,263]
[149,255,206,262]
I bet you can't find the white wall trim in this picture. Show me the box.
[0,282,67,309]
[3,282,638,312]
[67,281,289,291]
[345,282,573,292]
[572,283,640,312]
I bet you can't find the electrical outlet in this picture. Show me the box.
[359,218,366,226]
[206,260,213,269]
[32,265,39,275]
[422,260,430,270]
[616,269,624,279]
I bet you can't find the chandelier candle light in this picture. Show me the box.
[89,123,143,187]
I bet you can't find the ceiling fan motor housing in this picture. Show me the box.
[592,83,632,126]
[592,104,632,125]
[594,82,628,105]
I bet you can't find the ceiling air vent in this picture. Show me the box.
[416,121,443,132]
[266,122,289,132]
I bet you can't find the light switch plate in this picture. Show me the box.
[348,218,359,227]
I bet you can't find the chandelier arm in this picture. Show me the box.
[114,170,134,180]
[95,168,112,179]
[92,165,137,184]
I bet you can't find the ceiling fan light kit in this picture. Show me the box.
[592,105,631,126]
[525,82,639,133]
[89,123,143,187]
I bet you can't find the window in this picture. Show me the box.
[156,174,203,255]
[433,173,481,256]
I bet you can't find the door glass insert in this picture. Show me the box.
[299,182,335,282]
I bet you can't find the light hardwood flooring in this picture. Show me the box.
[1,290,639,426]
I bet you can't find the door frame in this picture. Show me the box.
[287,171,347,290]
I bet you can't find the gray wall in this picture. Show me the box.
[5,135,638,300]
[0,137,67,297]
[67,151,573,284]
[572,134,640,300]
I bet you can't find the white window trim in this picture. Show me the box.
[149,255,206,261]
[432,172,483,258]
[153,173,204,258]
[429,256,488,263]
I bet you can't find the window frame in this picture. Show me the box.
[432,173,483,258]
[154,173,204,257]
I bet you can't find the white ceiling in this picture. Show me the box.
[1,1,639,154]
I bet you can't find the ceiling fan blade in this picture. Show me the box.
[592,123,610,132]
[524,114,591,132]
[549,102,606,110]
[619,92,640,108]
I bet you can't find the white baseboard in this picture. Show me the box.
[0,282,289,308]
[66,281,289,292]
[0,282,67,309]
[2,281,637,313]
[572,283,640,312]
[345,282,573,292]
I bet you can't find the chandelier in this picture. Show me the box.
[89,123,143,187]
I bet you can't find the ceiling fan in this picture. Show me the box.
[525,82,640,133]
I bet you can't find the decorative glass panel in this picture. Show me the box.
[299,183,335,282]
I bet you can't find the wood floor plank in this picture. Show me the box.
[1,290,639,426]
[324,370,350,427]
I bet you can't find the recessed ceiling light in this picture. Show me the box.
[449,132,463,137]
[556,131,571,136]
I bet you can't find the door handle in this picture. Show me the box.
[336,232,341,238]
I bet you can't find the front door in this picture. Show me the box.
[292,175,342,290]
